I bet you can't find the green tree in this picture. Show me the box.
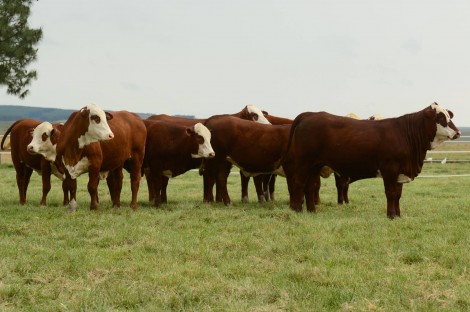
[0,0,42,98]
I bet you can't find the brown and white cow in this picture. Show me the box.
[282,102,460,218]
[28,104,147,211]
[203,115,291,205]
[143,120,215,207]
[145,104,270,203]
[1,119,69,206]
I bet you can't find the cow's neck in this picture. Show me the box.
[400,110,433,178]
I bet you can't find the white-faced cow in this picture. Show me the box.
[282,102,460,218]
[143,120,215,207]
[145,104,270,203]
[28,104,147,211]
[1,119,69,206]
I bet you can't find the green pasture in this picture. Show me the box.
[0,145,470,310]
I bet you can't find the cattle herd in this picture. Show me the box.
[0,102,461,219]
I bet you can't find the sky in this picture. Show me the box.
[1,0,469,125]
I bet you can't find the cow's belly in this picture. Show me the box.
[227,156,278,175]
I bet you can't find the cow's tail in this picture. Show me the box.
[1,120,21,150]
[277,112,310,167]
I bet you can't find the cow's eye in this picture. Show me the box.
[196,135,204,145]
[42,133,48,142]
[437,113,448,127]
[91,115,101,123]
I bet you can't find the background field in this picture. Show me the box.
[0,140,469,311]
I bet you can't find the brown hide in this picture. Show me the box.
[241,112,293,203]
[143,120,205,206]
[57,111,146,210]
[283,106,459,218]
[204,115,291,205]
[1,119,68,206]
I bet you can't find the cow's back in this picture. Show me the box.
[205,115,290,172]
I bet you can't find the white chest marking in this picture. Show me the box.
[64,156,90,179]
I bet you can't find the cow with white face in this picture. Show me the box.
[191,123,215,158]
[430,102,460,149]
[233,104,271,125]
[27,121,60,162]
[77,103,114,148]
[143,119,215,207]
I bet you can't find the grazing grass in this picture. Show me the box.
[0,154,470,310]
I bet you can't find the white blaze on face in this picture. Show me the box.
[192,123,215,158]
[247,105,271,124]
[430,102,460,149]
[27,122,57,162]
[78,103,114,148]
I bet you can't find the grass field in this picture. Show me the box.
[0,144,470,310]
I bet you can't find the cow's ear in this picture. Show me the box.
[80,107,90,119]
[425,106,436,118]
[186,127,194,136]
[447,110,454,119]
[105,112,113,121]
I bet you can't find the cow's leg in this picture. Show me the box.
[128,158,142,210]
[64,175,77,211]
[202,163,215,203]
[153,173,163,207]
[383,177,403,219]
[62,180,70,205]
[285,172,305,212]
[314,174,321,205]
[40,162,52,206]
[305,174,320,213]
[216,162,232,205]
[343,182,350,204]
[334,173,344,204]
[160,176,169,203]
[114,168,124,209]
[268,174,277,201]
[253,175,266,203]
[88,170,101,210]
[240,173,250,203]
[14,163,27,205]
[144,168,156,203]
[18,165,34,205]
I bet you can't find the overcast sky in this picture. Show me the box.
[1,0,469,125]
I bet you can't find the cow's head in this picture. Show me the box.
[241,105,271,124]
[189,123,215,158]
[78,103,114,148]
[427,102,460,149]
[27,122,62,162]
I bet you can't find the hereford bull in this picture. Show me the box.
[1,119,69,206]
[143,120,215,207]
[203,115,290,205]
[28,104,147,211]
[282,102,460,218]
[145,104,270,203]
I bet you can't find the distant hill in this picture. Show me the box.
[0,105,159,122]
[0,105,196,134]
